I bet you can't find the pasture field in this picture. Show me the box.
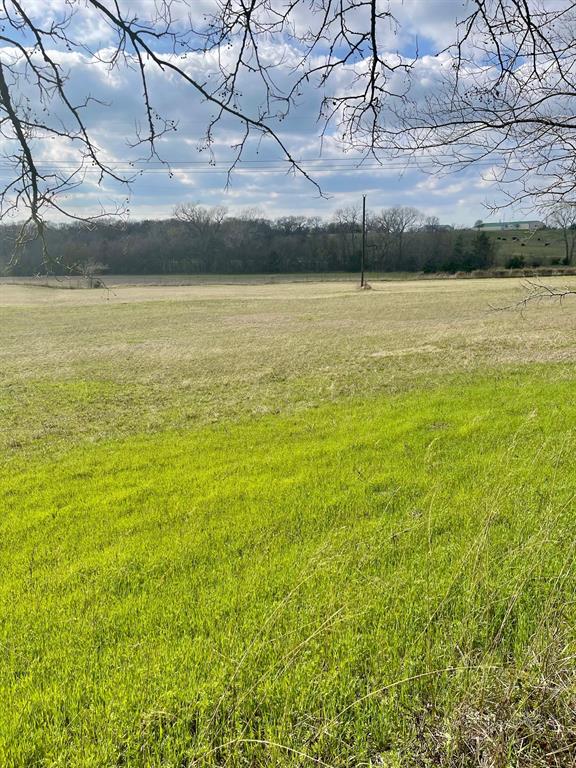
[2,277,576,766]
[485,227,569,265]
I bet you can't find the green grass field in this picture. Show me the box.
[486,228,570,266]
[2,277,576,766]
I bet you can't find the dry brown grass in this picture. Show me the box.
[2,276,576,461]
[413,645,576,767]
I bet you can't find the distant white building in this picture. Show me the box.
[475,220,545,231]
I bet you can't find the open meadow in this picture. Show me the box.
[2,276,576,766]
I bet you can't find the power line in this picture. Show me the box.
[0,157,504,172]
[0,165,499,177]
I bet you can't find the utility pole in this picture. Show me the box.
[360,194,366,288]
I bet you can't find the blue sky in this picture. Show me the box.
[0,0,533,226]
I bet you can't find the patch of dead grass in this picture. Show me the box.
[3,276,576,460]
[413,645,576,767]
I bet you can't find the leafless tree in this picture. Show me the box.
[334,206,361,232]
[382,1,576,213]
[174,203,228,233]
[423,216,441,232]
[333,205,362,263]
[0,0,411,259]
[548,205,576,264]
[80,257,108,288]
[4,0,576,265]
[372,205,422,262]
[174,202,227,268]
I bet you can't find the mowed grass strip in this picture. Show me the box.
[1,373,576,766]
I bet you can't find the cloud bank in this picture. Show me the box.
[0,0,530,226]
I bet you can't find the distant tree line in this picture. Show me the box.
[0,205,499,276]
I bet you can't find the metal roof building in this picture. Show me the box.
[475,221,545,231]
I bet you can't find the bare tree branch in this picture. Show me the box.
[2,0,576,270]
[492,279,576,312]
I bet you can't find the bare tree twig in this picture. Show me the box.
[491,280,576,312]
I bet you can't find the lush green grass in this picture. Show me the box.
[2,374,576,765]
[2,280,576,765]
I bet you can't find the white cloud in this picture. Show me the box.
[0,0,538,226]
[389,0,476,51]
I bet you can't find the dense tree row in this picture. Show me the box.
[0,206,498,277]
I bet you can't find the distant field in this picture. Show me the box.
[2,277,576,766]
[0,272,420,290]
[486,227,569,265]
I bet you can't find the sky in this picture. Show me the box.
[0,0,538,226]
